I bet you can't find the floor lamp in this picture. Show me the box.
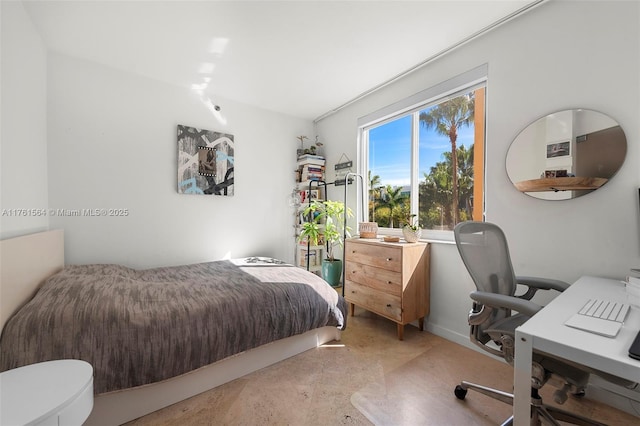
[341,172,365,297]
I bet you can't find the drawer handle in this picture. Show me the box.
[387,281,392,284]
[386,258,392,261]
[386,304,392,308]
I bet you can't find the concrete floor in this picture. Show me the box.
[127,309,640,425]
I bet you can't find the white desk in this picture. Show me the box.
[0,359,93,425]
[514,276,640,425]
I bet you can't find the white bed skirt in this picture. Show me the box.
[86,326,341,425]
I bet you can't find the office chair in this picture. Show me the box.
[453,221,617,426]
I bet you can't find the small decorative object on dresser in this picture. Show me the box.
[402,227,422,243]
[358,222,378,239]
[344,238,430,340]
[401,214,422,243]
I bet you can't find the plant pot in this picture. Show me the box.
[321,259,343,287]
[402,227,422,243]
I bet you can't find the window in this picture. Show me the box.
[358,66,486,238]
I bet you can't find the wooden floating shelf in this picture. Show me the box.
[515,177,608,193]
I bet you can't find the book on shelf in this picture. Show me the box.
[300,164,325,173]
[298,160,326,167]
[300,164,324,171]
[298,248,323,267]
[297,156,326,166]
[297,154,325,161]
[298,164,325,180]
[298,250,317,267]
[300,173,324,181]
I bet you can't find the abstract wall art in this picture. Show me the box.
[177,125,235,196]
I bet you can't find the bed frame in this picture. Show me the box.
[0,230,341,425]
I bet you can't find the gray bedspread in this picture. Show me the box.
[0,259,346,394]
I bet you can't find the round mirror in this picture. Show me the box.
[506,109,627,200]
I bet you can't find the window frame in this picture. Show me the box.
[357,65,487,242]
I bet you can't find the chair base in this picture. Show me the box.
[454,381,607,426]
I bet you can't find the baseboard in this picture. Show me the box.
[424,322,471,348]
[425,322,504,362]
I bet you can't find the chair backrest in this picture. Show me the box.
[454,221,518,297]
[454,221,519,349]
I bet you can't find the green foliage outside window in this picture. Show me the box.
[368,92,478,231]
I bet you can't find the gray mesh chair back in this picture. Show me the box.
[454,221,517,297]
[454,221,519,348]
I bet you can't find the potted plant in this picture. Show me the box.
[298,200,352,286]
[402,214,422,243]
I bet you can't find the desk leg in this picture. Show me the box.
[514,328,532,426]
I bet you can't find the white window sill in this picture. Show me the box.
[364,229,456,245]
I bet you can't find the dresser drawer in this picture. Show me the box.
[345,262,401,297]
[345,281,402,321]
[345,241,401,272]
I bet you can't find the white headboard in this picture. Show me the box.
[0,229,64,331]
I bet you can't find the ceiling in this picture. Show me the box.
[22,0,542,121]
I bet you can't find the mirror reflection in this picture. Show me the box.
[506,109,626,200]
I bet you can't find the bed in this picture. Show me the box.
[0,230,346,425]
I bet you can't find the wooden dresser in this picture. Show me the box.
[344,238,430,340]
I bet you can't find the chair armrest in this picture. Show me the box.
[516,276,570,292]
[470,291,542,317]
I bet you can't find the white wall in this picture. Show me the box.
[0,1,49,239]
[317,0,640,344]
[47,53,313,268]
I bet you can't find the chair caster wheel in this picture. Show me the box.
[454,385,467,400]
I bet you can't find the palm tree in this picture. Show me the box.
[419,143,475,228]
[422,161,453,227]
[456,144,474,220]
[368,171,382,222]
[378,185,407,228]
[419,93,475,225]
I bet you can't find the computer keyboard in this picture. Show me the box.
[564,298,630,337]
[577,298,630,322]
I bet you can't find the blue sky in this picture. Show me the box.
[369,114,475,187]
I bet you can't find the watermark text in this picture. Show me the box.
[2,208,130,217]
